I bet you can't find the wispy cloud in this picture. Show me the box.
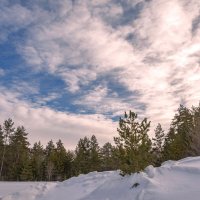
[1,0,200,142]
[0,87,116,149]
[74,84,142,117]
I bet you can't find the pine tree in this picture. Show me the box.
[0,119,15,180]
[0,125,4,160]
[55,139,68,180]
[65,150,74,178]
[20,162,33,181]
[31,141,45,181]
[100,142,116,171]
[114,111,152,175]
[152,123,165,166]
[189,104,200,155]
[9,126,30,180]
[163,105,193,161]
[0,125,4,147]
[89,135,101,172]
[74,137,91,174]
[45,140,56,181]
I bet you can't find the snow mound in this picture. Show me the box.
[1,157,200,200]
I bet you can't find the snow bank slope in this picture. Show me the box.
[2,157,200,200]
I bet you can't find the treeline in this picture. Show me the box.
[115,104,200,175]
[0,103,200,180]
[0,119,119,181]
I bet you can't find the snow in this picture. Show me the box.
[1,157,200,200]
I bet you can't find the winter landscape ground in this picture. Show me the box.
[1,156,200,200]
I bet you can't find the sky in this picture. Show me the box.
[1,0,200,149]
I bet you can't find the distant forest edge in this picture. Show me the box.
[1,103,200,181]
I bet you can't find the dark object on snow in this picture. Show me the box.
[131,182,140,188]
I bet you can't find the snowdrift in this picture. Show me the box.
[1,157,200,200]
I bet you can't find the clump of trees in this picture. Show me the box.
[116,104,200,175]
[0,120,118,181]
[1,103,200,180]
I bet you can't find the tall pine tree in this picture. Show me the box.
[163,105,193,161]
[152,123,165,166]
[0,119,15,180]
[9,126,30,180]
[114,111,152,175]
[31,141,45,181]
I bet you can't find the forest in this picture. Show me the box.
[0,103,200,181]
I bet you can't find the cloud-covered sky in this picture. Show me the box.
[1,0,200,149]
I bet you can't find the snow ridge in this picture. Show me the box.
[1,157,200,200]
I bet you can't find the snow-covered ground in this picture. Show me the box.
[1,157,200,200]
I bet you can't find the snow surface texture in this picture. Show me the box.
[1,157,200,200]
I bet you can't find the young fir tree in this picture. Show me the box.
[0,119,15,180]
[152,123,165,166]
[114,111,152,175]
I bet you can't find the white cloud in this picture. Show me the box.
[0,3,35,42]
[0,87,117,149]
[74,85,142,117]
[2,0,200,137]
[16,1,138,92]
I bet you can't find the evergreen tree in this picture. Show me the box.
[114,111,152,175]
[65,150,74,178]
[0,119,15,180]
[45,140,56,181]
[0,125,4,161]
[152,123,165,166]
[20,161,33,181]
[189,105,200,155]
[163,105,193,161]
[9,126,30,180]
[31,141,45,181]
[0,125,4,147]
[55,139,68,180]
[100,142,116,171]
[74,136,91,174]
[89,135,101,172]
